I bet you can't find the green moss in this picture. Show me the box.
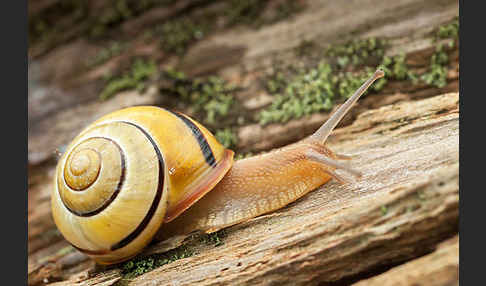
[419,18,458,88]
[29,0,87,46]
[436,18,459,40]
[265,69,289,94]
[120,245,194,279]
[99,59,157,100]
[225,0,304,28]
[118,230,229,281]
[89,0,172,38]
[225,0,267,27]
[118,228,230,281]
[258,61,397,125]
[141,0,304,56]
[29,0,179,56]
[99,76,134,100]
[421,45,449,88]
[164,67,186,80]
[414,17,459,89]
[380,205,388,216]
[200,229,227,247]
[162,69,237,125]
[259,62,336,124]
[337,68,382,98]
[379,53,418,83]
[131,59,157,82]
[215,128,238,149]
[89,1,132,37]
[258,37,420,125]
[156,17,209,56]
[325,38,387,68]
[86,42,125,68]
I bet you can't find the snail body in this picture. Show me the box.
[160,140,340,238]
[52,70,384,265]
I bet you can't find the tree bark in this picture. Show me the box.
[353,236,459,286]
[27,0,459,285]
[29,93,459,285]
[28,0,459,166]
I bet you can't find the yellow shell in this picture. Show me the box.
[51,106,234,264]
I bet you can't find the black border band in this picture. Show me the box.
[110,121,165,251]
[67,121,165,253]
[168,110,217,167]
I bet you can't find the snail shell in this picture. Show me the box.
[51,106,233,264]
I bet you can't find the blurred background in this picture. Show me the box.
[28,0,459,285]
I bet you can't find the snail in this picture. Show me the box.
[51,69,384,265]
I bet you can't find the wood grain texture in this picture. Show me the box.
[353,236,459,286]
[27,0,459,166]
[27,0,459,284]
[124,93,459,286]
[28,92,458,285]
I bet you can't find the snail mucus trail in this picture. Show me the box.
[51,69,384,265]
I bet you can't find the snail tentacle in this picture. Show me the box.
[309,69,385,144]
[305,149,362,178]
[333,153,354,160]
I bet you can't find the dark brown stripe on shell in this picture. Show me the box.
[70,243,110,255]
[168,110,217,167]
[62,137,126,217]
[69,121,165,254]
[109,121,165,251]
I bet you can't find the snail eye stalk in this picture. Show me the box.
[310,69,385,144]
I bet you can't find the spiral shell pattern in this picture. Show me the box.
[52,121,167,264]
[51,106,233,264]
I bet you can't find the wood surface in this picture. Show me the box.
[28,0,459,285]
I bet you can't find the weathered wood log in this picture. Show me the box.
[28,92,459,285]
[123,93,459,286]
[28,0,459,284]
[27,0,459,166]
[353,235,458,286]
